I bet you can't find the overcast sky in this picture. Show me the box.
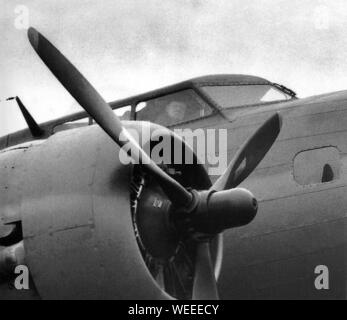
[1,0,347,136]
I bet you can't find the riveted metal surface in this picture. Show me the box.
[0,146,31,226]
[216,101,347,300]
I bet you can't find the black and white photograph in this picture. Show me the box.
[0,0,346,303]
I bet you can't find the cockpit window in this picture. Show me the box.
[201,85,291,109]
[136,89,212,127]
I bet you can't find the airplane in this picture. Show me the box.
[0,27,346,300]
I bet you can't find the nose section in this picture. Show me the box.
[206,188,258,233]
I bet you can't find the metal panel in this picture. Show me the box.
[0,148,27,225]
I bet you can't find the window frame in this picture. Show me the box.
[200,83,293,112]
[293,146,341,186]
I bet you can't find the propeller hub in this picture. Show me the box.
[175,188,258,236]
[207,188,258,232]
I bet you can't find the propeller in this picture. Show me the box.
[192,242,219,300]
[27,27,192,208]
[211,113,282,191]
[192,113,281,300]
[28,27,282,300]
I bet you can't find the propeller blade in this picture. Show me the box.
[27,27,192,207]
[192,242,219,300]
[212,113,282,191]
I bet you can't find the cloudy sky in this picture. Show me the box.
[1,0,347,136]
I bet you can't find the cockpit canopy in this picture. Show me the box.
[130,74,295,127]
[1,74,296,148]
[46,74,297,132]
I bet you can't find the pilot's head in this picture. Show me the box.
[166,101,187,120]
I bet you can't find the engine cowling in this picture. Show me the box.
[18,122,221,299]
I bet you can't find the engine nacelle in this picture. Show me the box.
[4,122,221,299]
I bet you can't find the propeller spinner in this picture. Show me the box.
[28,27,282,300]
